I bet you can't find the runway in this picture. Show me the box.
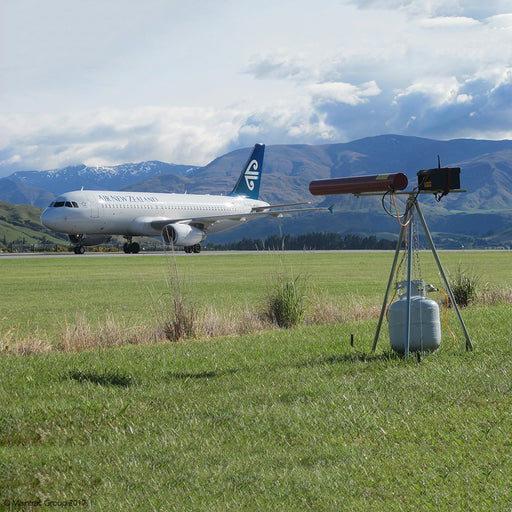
[0,248,476,260]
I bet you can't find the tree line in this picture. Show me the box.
[205,232,397,251]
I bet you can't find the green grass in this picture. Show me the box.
[1,252,512,510]
[1,251,510,344]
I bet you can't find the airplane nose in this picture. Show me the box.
[40,208,58,230]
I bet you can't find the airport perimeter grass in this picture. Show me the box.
[1,251,511,347]
[1,251,512,510]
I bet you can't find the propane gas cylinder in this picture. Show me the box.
[388,280,441,354]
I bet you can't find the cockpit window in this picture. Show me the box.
[51,199,79,207]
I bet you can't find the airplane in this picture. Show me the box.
[40,144,328,254]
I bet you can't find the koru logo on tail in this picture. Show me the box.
[244,160,259,191]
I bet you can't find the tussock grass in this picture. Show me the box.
[449,264,479,307]
[161,294,198,342]
[446,263,512,307]
[263,274,307,328]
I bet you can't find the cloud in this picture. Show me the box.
[1,0,512,176]
[309,81,382,106]
[3,66,512,175]
[485,13,512,28]
[393,77,464,107]
[420,16,480,28]
[246,53,310,81]
[234,106,339,148]
[388,69,512,138]
[349,0,511,20]
[0,106,247,172]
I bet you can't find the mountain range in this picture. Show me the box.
[1,135,511,248]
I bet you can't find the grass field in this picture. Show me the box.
[1,251,512,510]
[2,251,511,348]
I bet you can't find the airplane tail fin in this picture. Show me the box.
[229,144,265,199]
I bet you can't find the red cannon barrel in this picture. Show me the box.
[309,173,408,196]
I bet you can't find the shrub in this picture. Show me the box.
[264,274,306,328]
[450,264,479,307]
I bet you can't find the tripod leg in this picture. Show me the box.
[415,201,473,351]
[372,220,407,352]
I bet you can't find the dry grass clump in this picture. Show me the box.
[305,292,380,325]
[57,313,161,352]
[305,292,344,325]
[478,285,512,306]
[160,295,198,342]
[196,306,273,339]
[0,327,53,356]
[1,317,161,356]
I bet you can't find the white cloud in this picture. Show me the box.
[309,81,382,106]
[237,105,340,145]
[485,13,512,28]
[0,106,249,171]
[246,52,311,81]
[393,77,463,107]
[1,0,512,176]
[420,16,480,28]
[349,0,512,20]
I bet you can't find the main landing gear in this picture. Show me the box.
[184,244,201,254]
[123,237,140,254]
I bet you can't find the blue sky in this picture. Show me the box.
[1,0,511,175]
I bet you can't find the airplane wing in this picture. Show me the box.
[149,205,331,233]
[250,201,312,212]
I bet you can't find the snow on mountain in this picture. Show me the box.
[9,161,197,197]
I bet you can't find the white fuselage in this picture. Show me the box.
[40,190,269,237]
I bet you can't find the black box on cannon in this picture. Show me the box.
[417,167,460,193]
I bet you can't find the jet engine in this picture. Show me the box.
[68,234,112,246]
[161,223,205,246]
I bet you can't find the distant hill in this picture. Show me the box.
[0,177,55,208]
[1,135,511,248]
[176,136,512,247]
[0,201,67,246]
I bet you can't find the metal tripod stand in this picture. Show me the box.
[372,193,473,356]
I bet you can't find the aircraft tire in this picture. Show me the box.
[193,244,201,253]
[124,242,140,254]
